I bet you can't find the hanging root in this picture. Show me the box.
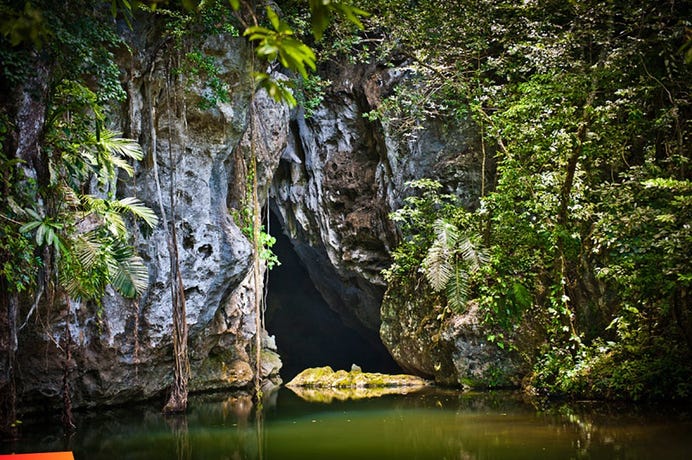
[61,310,75,432]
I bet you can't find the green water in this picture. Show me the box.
[3,388,691,459]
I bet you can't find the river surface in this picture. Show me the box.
[2,387,691,459]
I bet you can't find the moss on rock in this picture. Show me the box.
[286,366,431,389]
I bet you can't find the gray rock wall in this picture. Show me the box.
[17,32,287,408]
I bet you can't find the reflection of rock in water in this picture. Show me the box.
[287,385,428,403]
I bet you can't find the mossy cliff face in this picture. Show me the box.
[380,278,522,388]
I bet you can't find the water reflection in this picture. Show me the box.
[164,415,190,460]
[287,384,427,403]
[2,389,690,459]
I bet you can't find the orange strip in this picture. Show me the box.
[0,453,74,459]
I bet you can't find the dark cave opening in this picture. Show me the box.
[265,210,402,381]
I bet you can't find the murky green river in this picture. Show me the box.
[3,388,691,459]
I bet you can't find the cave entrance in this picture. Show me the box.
[265,210,401,381]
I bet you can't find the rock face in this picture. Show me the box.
[269,62,484,329]
[16,31,286,409]
[381,280,521,387]
[270,60,520,387]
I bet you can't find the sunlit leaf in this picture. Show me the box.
[113,196,159,228]
[107,242,149,298]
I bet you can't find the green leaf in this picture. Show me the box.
[35,223,46,246]
[181,0,198,11]
[308,0,330,41]
[266,6,280,31]
[107,243,148,298]
[309,1,371,41]
[113,197,159,228]
[19,221,41,233]
[255,72,298,107]
[244,26,274,38]
[446,264,469,313]
[511,282,532,310]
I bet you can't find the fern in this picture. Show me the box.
[422,219,459,291]
[446,263,469,313]
[422,218,487,313]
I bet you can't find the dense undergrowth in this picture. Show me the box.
[359,0,691,400]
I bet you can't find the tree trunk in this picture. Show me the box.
[554,90,596,339]
[161,66,190,414]
[0,285,19,439]
[61,298,75,432]
[250,106,263,400]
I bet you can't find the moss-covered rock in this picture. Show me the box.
[286,366,430,389]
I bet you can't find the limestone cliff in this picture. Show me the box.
[14,30,285,408]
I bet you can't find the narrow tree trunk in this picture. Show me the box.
[250,108,263,400]
[161,66,190,414]
[554,91,596,338]
[0,286,19,439]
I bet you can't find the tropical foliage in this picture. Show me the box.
[369,0,691,400]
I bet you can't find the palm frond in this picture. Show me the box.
[72,232,103,271]
[104,210,127,238]
[422,219,459,291]
[113,197,159,228]
[433,218,460,249]
[98,130,144,161]
[458,236,488,273]
[59,268,86,300]
[423,239,454,291]
[110,155,135,177]
[81,195,108,214]
[106,242,149,298]
[57,245,108,301]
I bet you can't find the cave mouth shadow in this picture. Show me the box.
[265,210,402,381]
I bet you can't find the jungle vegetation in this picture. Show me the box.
[0,0,690,440]
[362,0,691,400]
